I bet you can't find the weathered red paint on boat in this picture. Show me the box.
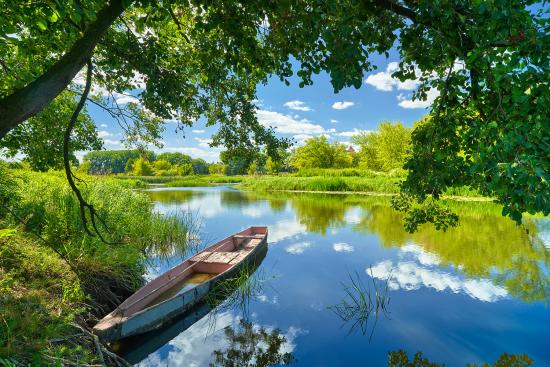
[92,226,268,342]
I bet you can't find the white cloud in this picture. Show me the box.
[194,137,213,148]
[103,139,122,146]
[330,119,339,124]
[99,123,108,128]
[256,109,325,135]
[285,241,312,255]
[284,100,313,112]
[333,242,354,253]
[114,94,140,105]
[97,130,112,138]
[332,101,355,110]
[369,244,509,303]
[397,88,439,109]
[192,130,205,134]
[336,128,364,137]
[292,134,314,146]
[365,62,421,92]
[268,219,305,243]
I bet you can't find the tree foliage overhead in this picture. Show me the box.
[0,92,102,171]
[0,0,547,227]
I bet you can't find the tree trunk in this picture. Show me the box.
[0,0,128,139]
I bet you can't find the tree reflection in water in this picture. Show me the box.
[250,192,548,302]
[388,350,532,367]
[210,319,295,367]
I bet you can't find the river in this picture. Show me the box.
[118,186,549,366]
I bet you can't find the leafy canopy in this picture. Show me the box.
[352,122,411,172]
[0,0,547,227]
[0,92,102,171]
[290,136,353,170]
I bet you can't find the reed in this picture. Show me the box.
[329,269,392,340]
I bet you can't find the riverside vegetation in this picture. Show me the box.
[0,163,195,365]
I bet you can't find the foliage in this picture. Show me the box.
[387,350,532,367]
[352,122,411,172]
[192,158,209,175]
[83,149,149,174]
[132,156,154,176]
[0,0,547,228]
[157,152,192,166]
[290,136,353,170]
[220,147,259,175]
[0,92,102,171]
[0,168,195,364]
[209,163,226,175]
[153,159,172,171]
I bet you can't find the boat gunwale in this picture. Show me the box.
[104,227,268,325]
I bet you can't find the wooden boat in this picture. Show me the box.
[93,226,268,342]
[113,246,268,364]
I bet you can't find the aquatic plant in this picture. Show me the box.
[329,269,392,340]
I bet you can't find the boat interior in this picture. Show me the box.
[117,226,267,316]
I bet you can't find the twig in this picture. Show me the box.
[62,59,120,244]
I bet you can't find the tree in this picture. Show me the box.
[290,136,352,170]
[132,157,153,176]
[1,1,547,227]
[0,92,102,171]
[157,152,192,166]
[191,158,209,174]
[209,163,226,175]
[83,150,153,174]
[153,159,172,171]
[220,147,258,175]
[352,122,411,172]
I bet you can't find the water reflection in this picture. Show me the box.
[133,311,302,367]
[210,319,295,367]
[143,187,549,366]
[231,191,549,302]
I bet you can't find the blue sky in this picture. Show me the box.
[87,52,431,163]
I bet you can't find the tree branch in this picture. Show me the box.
[63,60,119,244]
[367,0,417,22]
[0,0,130,139]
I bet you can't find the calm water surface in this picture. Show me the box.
[123,186,549,366]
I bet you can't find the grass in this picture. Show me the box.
[0,166,195,365]
[115,169,483,198]
[238,175,403,194]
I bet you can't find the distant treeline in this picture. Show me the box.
[81,150,211,176]
[79,121,413,177]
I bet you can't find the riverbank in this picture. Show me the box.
[0,167,192,365]
[121,170,482,200]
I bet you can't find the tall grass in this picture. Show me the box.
[239,175,403,193]
[0,168,196,364]
[293,168,406,178]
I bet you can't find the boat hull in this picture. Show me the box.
[93,228,268,342]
